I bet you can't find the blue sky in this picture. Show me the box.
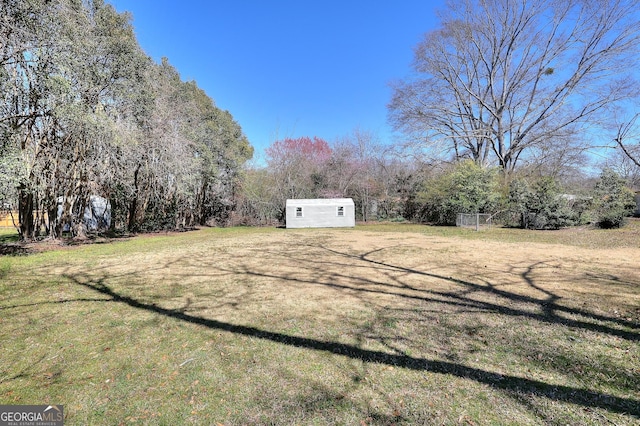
[108,1,443,160]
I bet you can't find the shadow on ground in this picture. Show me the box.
[58,243,639,419]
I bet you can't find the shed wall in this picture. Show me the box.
[286,199,355,228]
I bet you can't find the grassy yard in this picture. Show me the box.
[0,223,639,425]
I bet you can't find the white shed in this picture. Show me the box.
[286,198,355,229]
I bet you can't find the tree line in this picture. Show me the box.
[1,0,639,241]
[239,134,637,229]
[0,0,252,240]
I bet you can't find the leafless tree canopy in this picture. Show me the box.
[389,0,640,172]
[615,112,640,168]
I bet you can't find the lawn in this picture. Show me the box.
[0,223,639,425]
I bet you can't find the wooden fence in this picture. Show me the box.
[0,210,17,228]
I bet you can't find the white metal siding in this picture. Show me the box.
[286,198,355,228]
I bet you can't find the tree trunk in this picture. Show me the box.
[48,203,60,239]
[18,185,35,241]
[127,163,141,232]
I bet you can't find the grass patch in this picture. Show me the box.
[1,226,638,424]
[0,228,19,244]
[361,217,640,249]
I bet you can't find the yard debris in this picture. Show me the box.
[179,358,195,367]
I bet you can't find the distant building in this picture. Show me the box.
[286,198,355,229]
[57,195,111,232]
[0,196,110,231]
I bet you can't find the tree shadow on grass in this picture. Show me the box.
[62,272,640,418]
[0,244,28,256]
[0,297,114,311]
[303,244,640,340]
[210,242,638,343]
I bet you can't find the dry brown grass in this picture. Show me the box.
[0,224,638,424]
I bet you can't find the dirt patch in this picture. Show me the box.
[0,243,28,256]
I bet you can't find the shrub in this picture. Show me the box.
[418,161,500,225]
[507,177,579,230]
[591,169,636,229]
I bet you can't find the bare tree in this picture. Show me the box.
[330,129,400,221]
[389,0,640,172]
[265,136,332,213]
[614,112,640,168]
[604,147,640,188]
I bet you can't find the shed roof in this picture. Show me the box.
[286,198,354,206]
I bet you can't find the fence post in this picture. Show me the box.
[476,213,479,232]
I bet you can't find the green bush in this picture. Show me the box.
[591,169,636,229]
[507,177,579,230]
[418,161,500,225]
